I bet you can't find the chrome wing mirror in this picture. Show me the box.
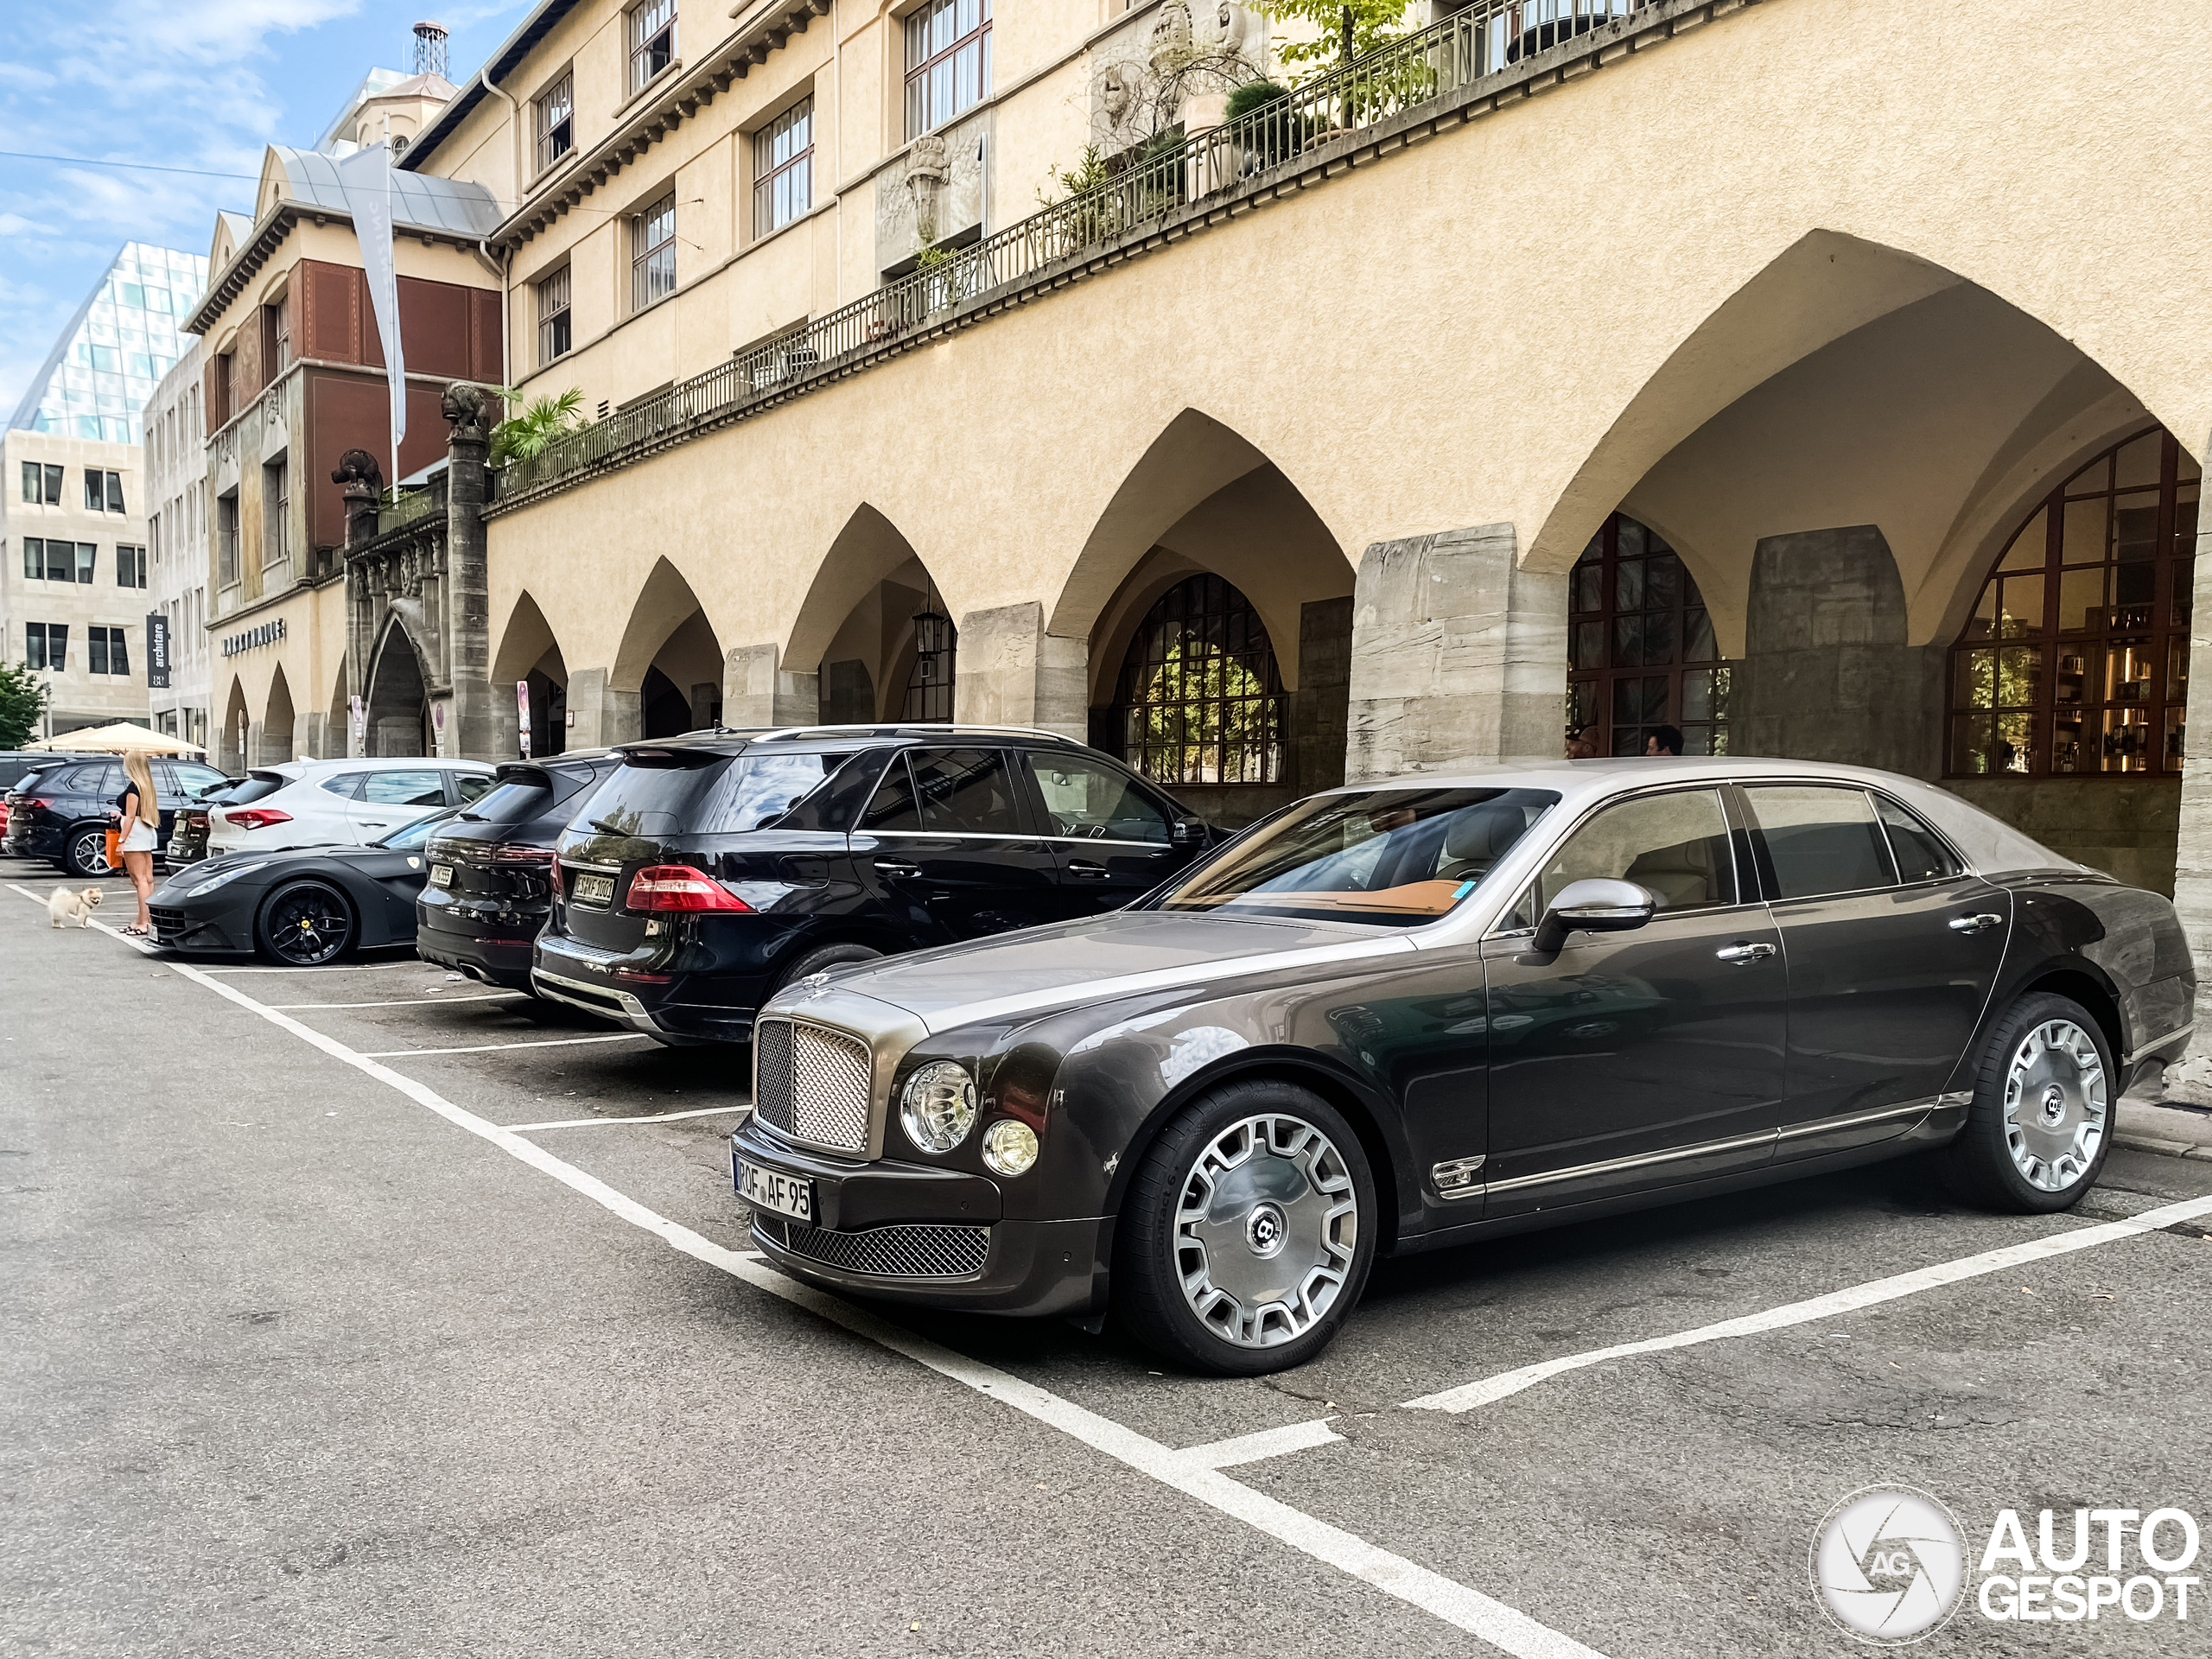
[1533,878,1657,954]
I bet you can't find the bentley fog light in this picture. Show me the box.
[899,1060,976,1153]
[981,1118,1039,1177]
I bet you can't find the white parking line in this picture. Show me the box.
[1178,1419,1345,1469]
[357,1033,657,1058]
[143,944,1607,1658]
[270,992,527,1009]
[202,960,433,974]
[505,1104,750,1132]
[1402,1195,2212,1416]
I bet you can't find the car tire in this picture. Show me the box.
[64,825,112,879]
[1939,992,2114,1213]
[1113,1079,1377,1376]
[772,942,882,998]
[254,880,357,967]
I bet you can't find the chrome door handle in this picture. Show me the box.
[1715,941,1777,964]
[1948,912,2004,934]
[1065,860,1110,879]
[874,860,921,880]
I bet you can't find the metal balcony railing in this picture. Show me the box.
[501,0,1649,500]
[376,470,448,536]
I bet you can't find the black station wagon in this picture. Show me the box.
[728,758,2195,1375]
[533,726,1215,1043]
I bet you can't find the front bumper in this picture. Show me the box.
[149,899,251,954]
[729,1118,1106,1317]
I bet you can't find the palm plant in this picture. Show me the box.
[489,386,589,465]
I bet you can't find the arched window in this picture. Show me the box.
[1948,428,2201,776]
[1567,513,1728,755]
[1114,574,1286,785]
[903,609,956,722]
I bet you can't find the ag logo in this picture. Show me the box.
[1810,1486,1967,1645]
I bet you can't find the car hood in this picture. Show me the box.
[775,910,1414,1038]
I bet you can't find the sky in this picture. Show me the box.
[0,0,535,418]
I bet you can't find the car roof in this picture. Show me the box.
[257,756,499,779]
[609,724,1089,760]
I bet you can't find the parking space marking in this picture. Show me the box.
[505,1105,750,1132]
[200,960,429,974]
[10,886,158,953]
[269,992,527,1009]
[1177,1419,1345,1469]
[1402,1193,2212,1416]
[357,1033,656,1058]
[145,946,1609,1659]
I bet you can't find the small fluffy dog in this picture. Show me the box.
[48,887,103,928]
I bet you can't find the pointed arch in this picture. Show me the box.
[219,677,251,773]
[784,505,937,676]
[327,659,352,759]
[612,557,718,691]
[364,615,429,757]
[493,592,570,756]
[611,558,725,736]
[262,664,297,763]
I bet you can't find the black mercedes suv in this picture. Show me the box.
[532,726,1215,1044]
[416,751,625,990]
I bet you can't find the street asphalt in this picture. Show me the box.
[5,862,2211,1658]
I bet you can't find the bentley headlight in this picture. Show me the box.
[982,1118,1039,1177]
[899,1060,976,1154]
[186,861,270,896]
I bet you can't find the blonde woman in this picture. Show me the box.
[113,751,162,937]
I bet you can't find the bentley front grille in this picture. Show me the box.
[751,1016,872,1154]
[753,1215,989,1280]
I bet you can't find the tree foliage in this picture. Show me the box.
[1254,1,1412,79]
[489,386,590,465]
[0,661,50,750]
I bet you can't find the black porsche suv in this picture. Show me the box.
[416,751,625,990]
[533,727,1213,1043]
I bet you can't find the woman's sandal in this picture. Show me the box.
[120,925,149,938]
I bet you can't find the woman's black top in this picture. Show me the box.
[114,786,171,836]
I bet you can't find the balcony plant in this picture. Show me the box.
[488,386,590,465]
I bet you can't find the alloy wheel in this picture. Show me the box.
[69,829,113,878]
[1173,1113,1358,1349]
[2001,1018,2107,1192]
[264,884,353,966]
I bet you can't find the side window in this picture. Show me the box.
[1536,789,1737,913]
[1026,753,1173,843]
[861,754,921,831]
[453,773,497,804]
[319,772,369,798]
[1742,785,1898,899]
[84,762,124,798]
[911,748,1026,836]
[361,770,447,806]
[1873,795,1961,883]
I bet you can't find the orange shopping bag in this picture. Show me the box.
[105,827,121,867]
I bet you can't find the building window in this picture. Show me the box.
[1948,427,2202,777]
[902,610,957,723]
[905,0,991,138]
[271,296,290,370]
[85,469,123,512]
[264,459,289,567]
[628,0,677,95]
[537,265,572,363]
[24,537,91,582]
[1112,573,1286,785]
[117,544,146,588]
[88,626,130,677]
[753,97,814,237]
[21,461,60,505]
[537,73,575,172]
[218,491,239,587]
[26,623,67,671]
[630,193,677,313]
[1567,513,1730,757]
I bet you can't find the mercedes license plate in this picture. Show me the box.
[571,872,614,907]
[429,862,454,890]
[737,1159,813,1223]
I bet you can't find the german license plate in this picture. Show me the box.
[429,862,454,890]
[571,872,614,907]
[737,1159,813,1223]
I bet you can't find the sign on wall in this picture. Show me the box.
[517,679,531,760]
[220,615,287,658]
[146,613,171,690]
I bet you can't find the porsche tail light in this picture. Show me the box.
[491,843,556,865]
[223,808,294,831]
[626,865,753,912]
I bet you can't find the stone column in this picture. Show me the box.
[565,667,640,749]
[953,601,1086,739]
[1294,597,1354,794]
[1344,523,1566,781]
[722,644,820,729]
[1729,524,1942,778]
[2161,515,2212,1096]
[441,385,499,760]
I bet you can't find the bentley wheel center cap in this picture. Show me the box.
[1245,1201,1287,1258]
[2041,1084,2068,1125]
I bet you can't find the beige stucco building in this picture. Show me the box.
[193,0,2212,968]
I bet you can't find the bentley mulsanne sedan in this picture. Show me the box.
[729,758,2194,1375]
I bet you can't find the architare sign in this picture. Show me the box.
[146,613,170,690]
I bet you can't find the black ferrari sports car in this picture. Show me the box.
[149,810,457,965]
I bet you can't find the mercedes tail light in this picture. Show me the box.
[490,843,557,865]
[223,808,294,831]
[625,865,753,912]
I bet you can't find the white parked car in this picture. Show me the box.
[207,759,499,856]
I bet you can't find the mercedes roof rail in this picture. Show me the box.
[749,723,1083,744]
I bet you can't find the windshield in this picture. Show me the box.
[575,753,842,838]
[377,809,459,850]
[460,778,553,825]
[1147,787,1560,928]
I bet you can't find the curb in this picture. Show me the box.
[2113,1133,2212,1163]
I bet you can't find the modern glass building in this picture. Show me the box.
[6,243,209,444]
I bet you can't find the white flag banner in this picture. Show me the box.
[334,143,406,455]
